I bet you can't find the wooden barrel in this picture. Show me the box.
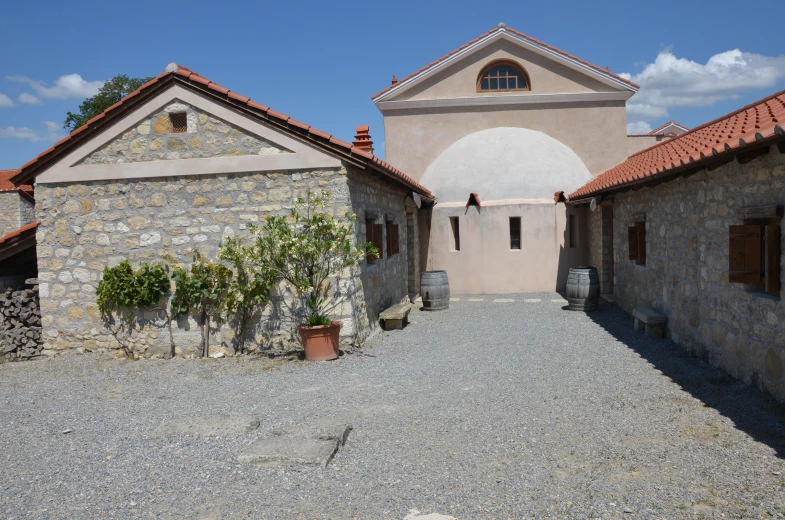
[566,266,600,311]
[421,270,450,311]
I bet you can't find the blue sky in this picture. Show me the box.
[2,0,784,169]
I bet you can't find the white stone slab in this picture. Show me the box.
[449,297,461,302]
[524,298,541,303]
[467,298,485,302]
[493,298,515,302]
[238,437,339,467]
[633,307,666,324]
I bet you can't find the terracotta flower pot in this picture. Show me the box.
[298,320,342,361]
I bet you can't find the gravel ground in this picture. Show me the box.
[2,294,785,519]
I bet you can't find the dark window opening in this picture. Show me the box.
[386,221,400,257]
[568,214,577,248]
[449,217,460,252]
[170,112,188,133]
[628,221,646,266]
[510,217,521,250]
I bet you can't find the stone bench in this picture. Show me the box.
[379,303,413,331]
[633,307,667,338]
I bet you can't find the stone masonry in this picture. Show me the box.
[77,100,287,165]
[0,191,35,234]
[34,163,412,358]
[588,144,785,401]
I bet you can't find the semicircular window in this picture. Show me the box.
[478,62,530,92]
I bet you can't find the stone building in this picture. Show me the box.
[9,64,433,357]
[0,169,37,289]
[373,24,648,294]
[569,90,785,402]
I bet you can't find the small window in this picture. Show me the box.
[628,221,646,266]
[477,61,530,92]
[386,221,400,257]
[510,217,521,250]
[449,217,460,252]
[729,224,780,296]
[170,112,188,133]
[366,217,383,263]
[569,214,577,249]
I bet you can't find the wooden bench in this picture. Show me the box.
[633,307,667,338]
[379,303,413,331]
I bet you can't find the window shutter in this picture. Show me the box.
[628,226,638,261]
[729,225,762,284]
[372,224,384,257]
[765,224,781,295]
[366,220,378,262]
[637,223,646,265]
[385,221,391,258]
[391,224,400,255]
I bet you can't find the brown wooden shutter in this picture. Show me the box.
[372,223,384,258]
[729,225,762,284]
[765,224,781,295]
[391,224,399,255]
[636,223,646,265]
[385,221,392,258]
[628,226,638,261]
[366,220,377,262]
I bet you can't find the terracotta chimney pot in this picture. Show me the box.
[391,75,398,85]
[353,125,374,153]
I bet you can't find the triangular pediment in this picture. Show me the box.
[37,84,341,184]
[374,27,637,106]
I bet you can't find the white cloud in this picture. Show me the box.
[0,92,14,107]
[0,121,66,143]
[17,92,41,104]
[625,48,785,131]
[7,73,104,99]
[627,121,653,134]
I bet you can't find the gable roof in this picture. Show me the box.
[12,64,433,200]
[648,121,690,136]
[0,169,33,197]
[569,90,785,200]
[371,24,639,102]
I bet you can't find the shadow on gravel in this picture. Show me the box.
[586,304,785,460]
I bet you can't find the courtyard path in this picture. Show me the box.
[1,294,784,519]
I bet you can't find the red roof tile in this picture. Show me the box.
[371,25,639,100]
[569,90,785,200]
[0,221,39,246]
[12,65,433,200]
[0,169,32,194]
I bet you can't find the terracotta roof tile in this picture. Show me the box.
[0,169,31,193]
[568,90,785,200]
[371,25,638,100]
[0,221,39,246]
[12,64,433,200]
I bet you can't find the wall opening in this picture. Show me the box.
[170,112,188,133]
[449,216,460,252]
[569,214,577,248]
[510,217,521,250]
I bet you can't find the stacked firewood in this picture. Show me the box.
[0,285,42,360]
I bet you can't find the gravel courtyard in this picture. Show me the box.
[2,294,785,519]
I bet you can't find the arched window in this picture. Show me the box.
[477,61,530,92]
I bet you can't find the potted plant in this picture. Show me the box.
[256,190,377,360]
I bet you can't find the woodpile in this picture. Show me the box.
[0,284,42,360]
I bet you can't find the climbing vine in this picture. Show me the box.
[96,260,173,357]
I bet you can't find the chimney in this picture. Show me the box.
[391,75,398,85]
[353,125,374,154]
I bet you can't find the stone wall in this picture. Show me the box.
[590,145,785,401]
[34,163,411,358]
[0,191,34,234]
[77,100,287,165]
[348,167,412,343]
[0,283,42,360]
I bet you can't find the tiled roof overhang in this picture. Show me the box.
[568,90,785,202]
[12,66,433,201]
[0,221,39,263]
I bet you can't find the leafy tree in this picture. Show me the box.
[218,235,276,354]
[63,74,153,131]
[170,253,232,358]
[254,190,377,327]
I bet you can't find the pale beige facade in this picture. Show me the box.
[375,25,638,293]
